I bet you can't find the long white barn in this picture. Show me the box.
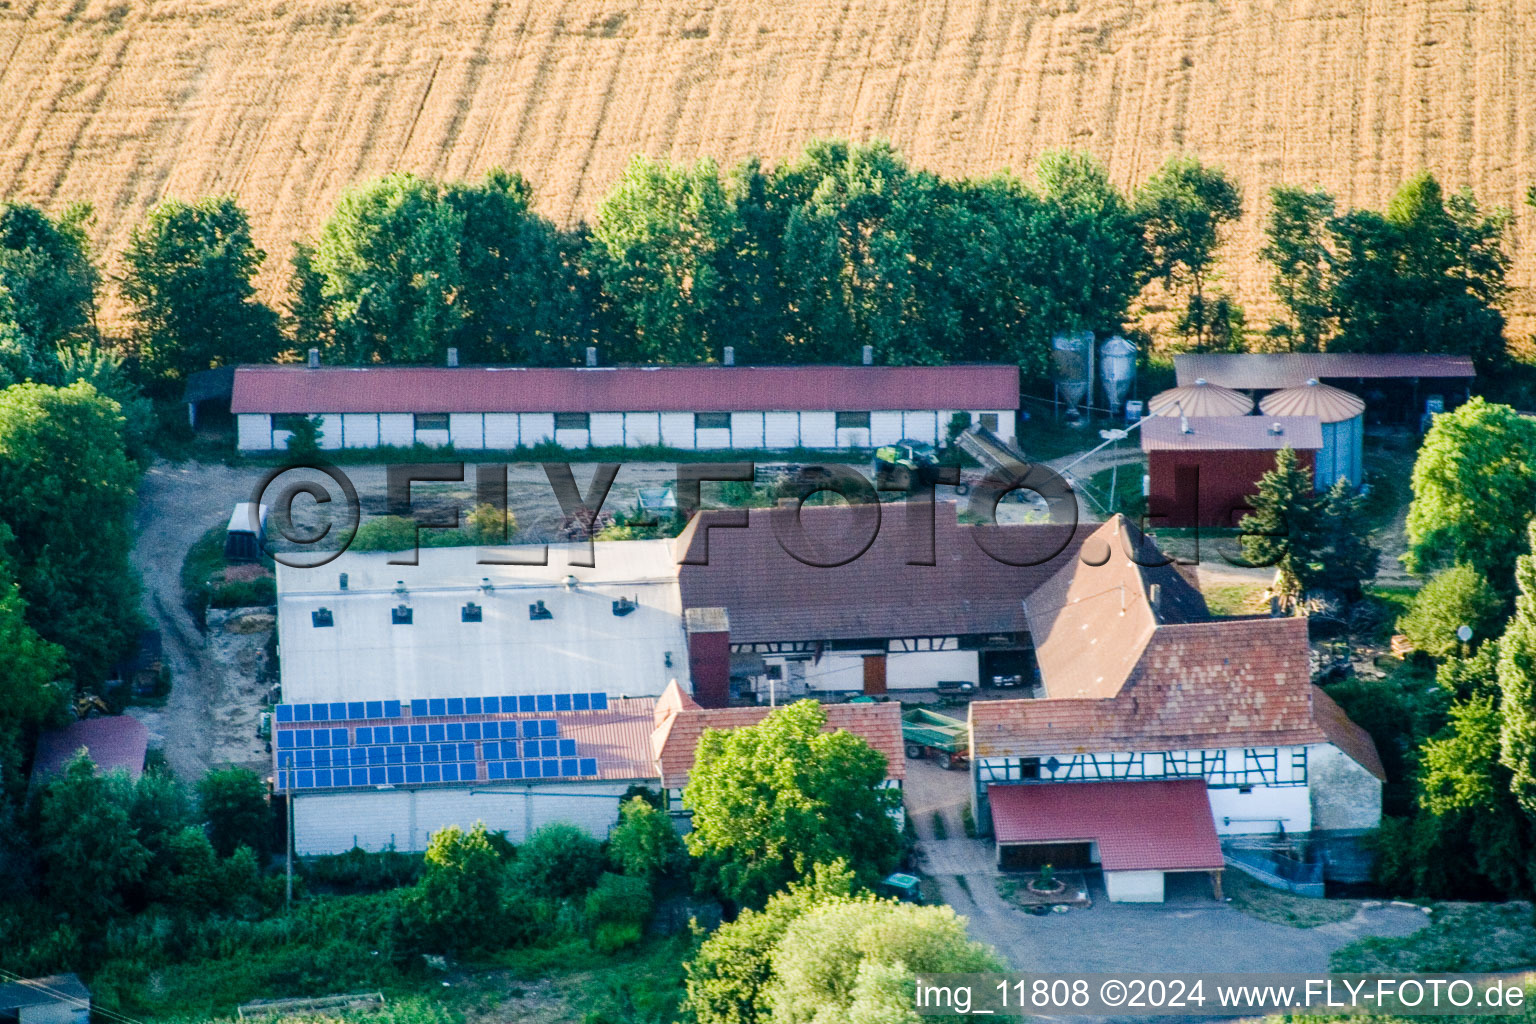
[230,363,1020,452]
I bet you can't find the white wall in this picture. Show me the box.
[1208,783,1312,835]
[870,412,904,446]
[835,426,872,448]
[521,413,555,446]
[624,412,661,447]
[732,412,765,449]
[696,427,732,450]
[343,414,379,449]
[292,781,635,854]
[764,412,800,448]
[1105,869,1165,903]
[379,414,413,447]
[590,413,625,447]
[886,650,979,690]
[449,414,484,450]
[659,412,694,449]
[314,414,343,450]
[903,411,939,444]
[799,412,836,448]
[484,414,519,449]
[414,428,452,448]
[554,428,590,448]
[1308,744,1382,832]
[801,652,878,692]
[238,414,272,451]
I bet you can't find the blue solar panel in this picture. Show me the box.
[521,720,538,738]
[405,745,421,763]
[465,697,482,715]
[423,764,441,782]
[536,694,554,712]
[487,761,505,780]
[367,747,384,765]
[410,724,427,742]
[457,742,475,761]
[541,759,560,778]
[500,722,518,738]
[369,766,385,785]
[292,704,310,722]
[429,698,446,717]
[276,704,294,723]
[384,700,402,718]
[349,747,366,766]
[366,700,384,719]
[355,727,372,744]
[387,765,404,784]
[311,703,329,721]
[313,749,330,767]
[561,759,579,777]
[295,750,313,767]
[559,738,576,756]
[518,695,536,713]
[411,699,429,716]
[316,769,332,787]
[295,729,312,747]
[591,692,608,710]
[428,724,445,741]
[331,728,348,745]
[422,745,439,763]
[539,739,557,758]
[406,765,423,783]
[330,702,347,720]
[351,767,368,785]
[555,693,572,711]
[572,693,590,711]
[441,763,459,782]
[391,725,408,742]
[579,758,597,776]
[447,698,465,716]
[541,719,558,737]
[484,741,500,759]
[505,760,524,779]
[348,701,365,719]
[386,746,403,765]
[464,722,481,740]
[446,723,464,741]
[277,732,293,749]
[298,769,315,787]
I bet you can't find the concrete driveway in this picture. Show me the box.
[902,757,1427,973]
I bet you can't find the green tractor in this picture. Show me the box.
[873,439,940,490]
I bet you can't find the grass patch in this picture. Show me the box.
[1202,582,1270,616]
[181,522,277,624]
[1330,902,1536,972]
[930,812,948,840]
[1083,459,1146,517]
[1223,870,1357,928]
[1015,413,1102,463]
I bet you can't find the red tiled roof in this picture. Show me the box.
[1139,415,1323,452]
[676,503,1093,644]
[32,717,149,783]
[1310,685,1387,781]
[652,697,905,789]
[230,364,1021,414]
[1175,353,1474,390]
[988,779,1225,871]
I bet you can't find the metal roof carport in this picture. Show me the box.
[987,779,1226,903]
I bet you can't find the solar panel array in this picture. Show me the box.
[273,692,609,792]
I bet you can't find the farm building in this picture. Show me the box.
[31,717,149,786]
[1140,415,1323,528]
[1174,352,1473,424]
[970,517,1385,901]
[1258,380,1366,489]
[229,362,1020,453]
[0,975,91,1024]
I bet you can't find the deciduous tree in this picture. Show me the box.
[37,755,150,921]
[197,766,272,857]
[1260,186,1335,350]
[1135,156,1243,351]
[1498,522,1536,817]
[404,822,509,953]
[0,201,98,362]
[1398,564,1504,660]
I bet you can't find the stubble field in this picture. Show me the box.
[1,0,1534,330]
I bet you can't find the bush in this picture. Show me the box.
[210,577,276,609]
[592,920,643,954]
[585,872,653,928]
[304,845,423,892]
[1398,564,1504,659]
[511,823,605,898]
[608,796,687,881]
[197,767,273,857]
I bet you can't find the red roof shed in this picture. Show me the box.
[1140,415,1322,528]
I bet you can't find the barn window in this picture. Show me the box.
[554,412,590,430]
[274,413,312,432]
[414,413,449,431]
[695,412,731,430]
[835,411,870,429]
[311,608,333,628]
[391,605,413,625]
[979,413,999,432]
[461,602,482,623]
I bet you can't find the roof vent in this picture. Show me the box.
[461,602,482,623]
[529,600,553,621]
[861,344,874,366]
[586,346,598,367]
[1180,414,1192,435]
[1269,421,1284,436]
[391,605,412,625]
[393,580,408,597]
[564,574,579,590]
[723,345,735,366]
[446,347,459,368]
[612,596,636,617]
[339,572,348,590]
[307,348,320,369]
[480,576,494,593]
[312,607,334,628]
[1193,377,1208,386]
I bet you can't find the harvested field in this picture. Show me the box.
[2,0,1535,330]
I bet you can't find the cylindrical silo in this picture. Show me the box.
[1258,379,1366,488]
[1146,378,1254,419]
[1099,336,1138,413]
[1052,331,1094,414]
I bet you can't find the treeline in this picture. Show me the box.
[1,140,1522,407]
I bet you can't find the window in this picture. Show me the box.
[979,413,999,432]
[391,605,413,625]
[414,413,449,431]
[835,411,871,429]
[695,412,731,430]
[461,602,482,623]
[554,412,590,431]
[311,608,334,628]
[274,413,313,432]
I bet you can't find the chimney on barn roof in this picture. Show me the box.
[861,345,873,366]
[1269,421,1284,436]
[723,345,735,366]
[446,347,459,368]
[307,348,320,369]
[586,346,598,367]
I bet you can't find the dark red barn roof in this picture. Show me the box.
[987,779,1224,871]
[231,364,1021,415]
[32,717,149,783]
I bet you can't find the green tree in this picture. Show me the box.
[1313,478,1380,600]
[130,765,193,897]
[608,795,687,880]
[1498,522,1536,817]
[0,571,66,793]
[684,861,858,1024]
[1135,155,1243,351]
[120,195,282,386]
[51,343,154,465]
[37,754,151,921]
[284,414,323,456]
[464,501,516,545]
[285,241,335,355]
[313,173,465,364]
[404,822,509,953]
[1405,398,1536,595]
[767,900,1002,1024]
[1327,173,1509,366]
[0,381,141,686]
[683,700,901,907]
[510,822,605,898]
[0,202,98,359]
[1237,447,1324,611]
[197,766,272,857]
[1398,564,1504,659]
[1260,186,1336,350]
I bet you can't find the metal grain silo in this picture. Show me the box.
[1099,336,1138,413]
[1051,331,1094,415]
[1146,378,1254,419]
[1258,378,1366,488]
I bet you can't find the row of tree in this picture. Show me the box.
[1,142,1519,407]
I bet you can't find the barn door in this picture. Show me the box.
[1173,464,1200,526]
[862,654,887,695]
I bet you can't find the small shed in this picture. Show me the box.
[1146,378,1254,419]
[182,365,237,431]
[226,502,269,563]
[1141,415,1323,527]
[0,975,90,1024]
[1258,379,1366,489]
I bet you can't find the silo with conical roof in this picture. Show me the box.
[1258,378,1365,488]
[1146,378,1254,419]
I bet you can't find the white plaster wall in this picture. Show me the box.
[414,428,452,448]
[804,652,879,692]
[624,412,661,447]
[589,413,625,447]
[554,428,591,449]
[659,412,695,449]
[732,412,766,449]
[870,412,904,446]
[1308,744,1383,832]
[1208,783,1312,835]
[449,414,484,450]
[976,410,1016,446]
[1105,870,1165,902]
[695,427,732,450]
[342,414,379,449]
[312,414,343,450]
[237,414,272,451]
[764,412,800,448]
[886,650,979,690]
[520,413,555,446]
[903,411,939,444]
[799,412,836,448]
[484,414,519,449]
[378,414,414,447]
[835,426,872,448]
